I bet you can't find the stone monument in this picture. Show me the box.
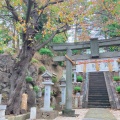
[0,94,7,120]
[59,76,66,105]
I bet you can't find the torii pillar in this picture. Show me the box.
[62,49,75,116]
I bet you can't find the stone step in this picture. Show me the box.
[88,93,108,96]
[88,102,110,105]
[87,105,111,108]
[88,99,110,102]
[89,90,108,92]
[89,88,107,90]
[88,97,109,100]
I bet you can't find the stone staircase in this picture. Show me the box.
[88,72,111,108]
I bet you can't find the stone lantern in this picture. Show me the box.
[41,71,54,111]
[59,76,66,105]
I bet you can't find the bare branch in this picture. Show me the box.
[39,0,64,10]
[5,0,19,21]
[26,0,33,23]
[35,24,69,51]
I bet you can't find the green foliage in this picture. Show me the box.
[25,76,33,82]
[52,76,57,83]
[116,86,120,93]
[109,46,120,52]
[74,86,81,92]
[33,86,39,92]
[38,66,46,74]
[113,76,120,81]
[77,76,83,82]
[38,48,53,57]
[107,23,120,37]
[58,61,64,67]
[51,105,55,109]
[52,33,66,43]
[72,50,79,55]
[0,50,4,54]
[30,58,39,63]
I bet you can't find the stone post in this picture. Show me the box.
[30,107,36,119]
[75,92,80,108]
[41,71,54,111]
[0,94,7,120]
[62,49,75,116]
[73,70,77,83]
[59,77,66,105]
[0,94,2,104]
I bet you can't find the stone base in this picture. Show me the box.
[6,113,30,120]
[37,110,58,119]
[40,107,53,111]
[62,109,75,117]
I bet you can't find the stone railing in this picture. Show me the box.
[82,72,89,108]
[104,72,120,109]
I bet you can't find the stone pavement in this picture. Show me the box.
[83,108,117,120]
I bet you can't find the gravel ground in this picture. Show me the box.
[110,109,120,120]
[39,108,120,120]
[54,109,89,120]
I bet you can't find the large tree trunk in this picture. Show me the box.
[6,47,35,115]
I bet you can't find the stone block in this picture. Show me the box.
[0,117,7,120]
[0,110,5,117]
[0,105,7,110]
[37,110,58,119]
[62,109,75,117]
[30,107,36,119]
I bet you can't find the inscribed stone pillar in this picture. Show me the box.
[60,86,66,105]
[41,83,54,111]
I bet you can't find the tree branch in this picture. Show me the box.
[5,0,19,21]
[34,24,69,51]
[26,0,33,23]
[35,31,57,51]
[39,0,64,10]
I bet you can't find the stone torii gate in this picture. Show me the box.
[51,37,120,116]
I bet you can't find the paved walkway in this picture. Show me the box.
[83,108,117,120]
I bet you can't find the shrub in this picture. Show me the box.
[0,50,4,54]
[52,76,57,83]
[74,86,81,92]
[58,61,64,67]
[30,58,39,63]
[38,48,53,57]
[116,86,120,93]
[38,66,46,74]
[33,86,39,92]
[113,76,120,81]
[25,76,33,82]
[77,75,83,82]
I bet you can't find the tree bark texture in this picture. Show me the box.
[6,47,35,115]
